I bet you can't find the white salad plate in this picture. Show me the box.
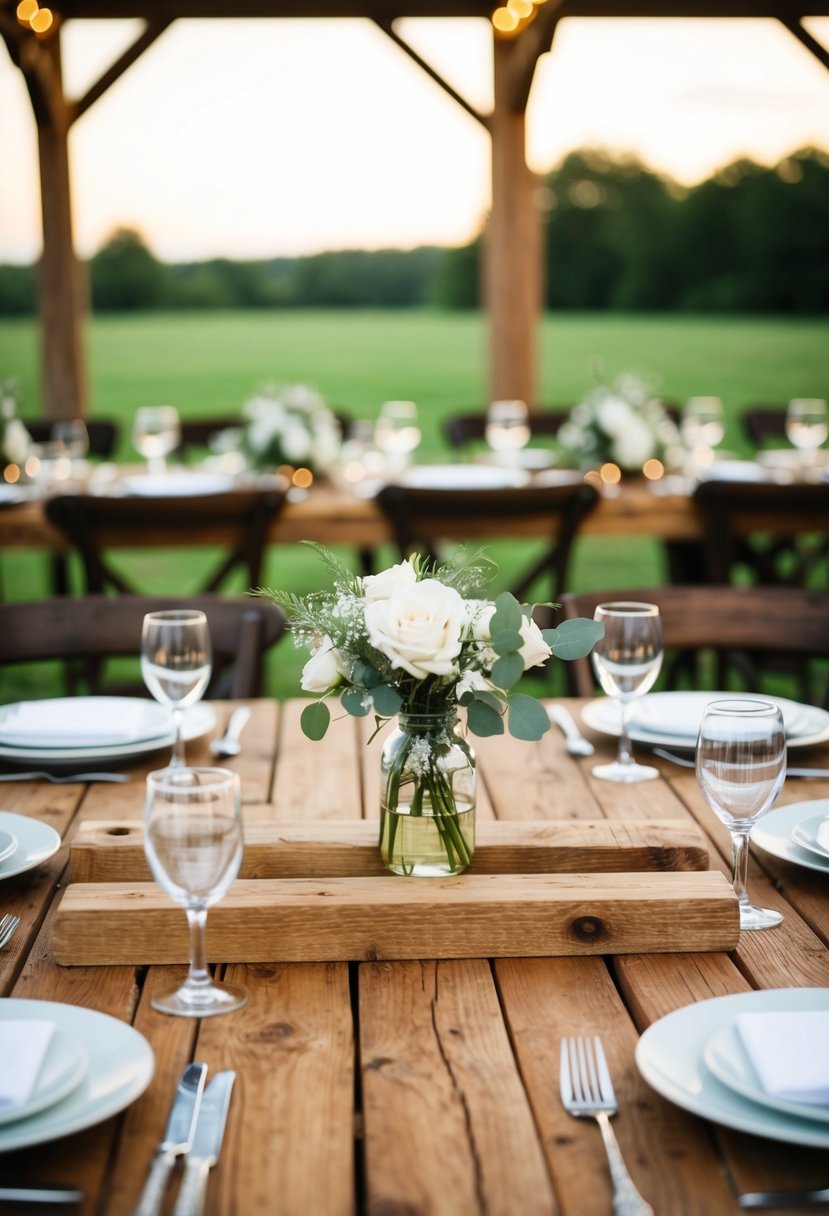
[0,697,172,751]
[0,1027,88,1127]
[0,813,61,882]
[120,471,235,497]
[703,1020,829,1126]
[751,800,829,875]
[581,692,829,752]
[0,999,154,1152]
[790,811,829,861]
[398,463,530,490]
[635,988,829,1148]
[0,702,216,768]
[0,829,17,865]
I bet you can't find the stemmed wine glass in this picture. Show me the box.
[590,602,664,783]
[485,399,531,463]
[785,398,827,481]
[696,699,786,931]
[144,766,248,1016]
[374,400,421,474]
[141,610,212,767]
[132,405,181,476]
[681,396,725,473]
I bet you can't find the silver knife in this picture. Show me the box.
[172,1071,236,1216]
[133,1061,207,1216]
[653,748,829,778]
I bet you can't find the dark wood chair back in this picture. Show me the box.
[44,485,286,596]
[0,593,286,698]
[560,584,829,708]
[741,406,788,447]
[23,418,120,458]
[442,409,570,449]
[376,478,598,604]
[175,417,242,457]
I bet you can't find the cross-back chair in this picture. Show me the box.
[741,406,788,448]
[23,418,120,459]
[560,584,829,709]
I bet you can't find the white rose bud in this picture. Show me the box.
[300,638,346,693]
[517,614,552,671]
[362,558,418,602]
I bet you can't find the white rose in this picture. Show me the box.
[365,579,465,679]
[300,638,346,692]
[612,414,655,469]
[4,418,30,464]
[517,614,552,671]
[596,396,633,438]
[362,558,418,602]
[463,600,495,641]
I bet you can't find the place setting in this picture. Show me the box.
[751,798,829,876]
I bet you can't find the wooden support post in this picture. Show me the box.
[485,34,542,407]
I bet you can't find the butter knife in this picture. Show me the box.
[654,747,829,778]
[172,1071,236,1216]
[133,1061,207,1216]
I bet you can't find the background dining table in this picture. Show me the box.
[1,697,829,1215]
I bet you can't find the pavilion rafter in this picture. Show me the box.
[506,0,564,114]
[372,17,489,128]
[68,18,174,125]
[779,16,829,72]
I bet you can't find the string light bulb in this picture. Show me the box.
[16,0,38,21]
[491,7,519,32]
[30,7,53,31]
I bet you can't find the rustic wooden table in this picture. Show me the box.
[1,698,828,1215]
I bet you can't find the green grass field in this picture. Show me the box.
[2,309,827,699]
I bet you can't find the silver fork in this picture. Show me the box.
[560,1035,654,1216]
[0,913,21,949]
[0,771,128,784]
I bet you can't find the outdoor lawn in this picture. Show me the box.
[1,308,827,699]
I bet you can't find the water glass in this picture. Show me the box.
[590,602,663,783]
[141,609,212,766]
[374,400,421,473]
[144,766,247,1017]
[786,398,827,480]
[485,399,531,461]
[132,405,181,476]
[51,418,89,461]
[681,396,725,472]
[696,699,786,931]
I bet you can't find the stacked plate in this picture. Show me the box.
[636,988,829,1147]
[119,471,235,497]
[0,813,60,882]
[0,999,153,1151]
[0,697,216,770]
[397,464,530,490]
[581,691,829,753]
[752,798,829,875]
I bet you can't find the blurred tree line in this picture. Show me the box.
[0,146,826,315]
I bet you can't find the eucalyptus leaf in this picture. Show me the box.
[507,693,551,740]
[491,592,522,634]
[491,628,524,656]
[491,653,524,690]
[470,688,507,713]
[550,617,605,660]
[371,683,403,716]
[467,700,505,737]
[353,662,382,688]
[300,700,330,741]
[341,687,370,717]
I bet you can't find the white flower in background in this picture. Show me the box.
[301,637,346,693]
[596,395,632,438]
[220,382,341,473]
[612,413,656,469]
[3,418,30,464]
[517,614,553,670]
[362,559,418,602]
[365,578,466,679]
[556,370,681,472]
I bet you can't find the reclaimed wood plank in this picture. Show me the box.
[273,701,362,821]
[52,871,739,965]
[360,958,555,1216]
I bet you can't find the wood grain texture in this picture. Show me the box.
[52,871,740,964]
[273,701,363,821]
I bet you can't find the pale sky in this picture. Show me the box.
[1,15,828,263]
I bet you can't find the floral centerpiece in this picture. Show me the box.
[261,545,603,877]
[556,370,681,474]
[211,383,341,475]
[1,379,31,469]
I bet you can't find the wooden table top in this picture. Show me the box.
[2,698,829,1215]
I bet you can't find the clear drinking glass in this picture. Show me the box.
[51,419,89,460]
[141,610,212,767]
[485,399,531,461]
[681,396,725,472]
[590,602,664,783]
[696,699,786,931]
[144,766,247,1017]
[132,405,181,476]
[374,400,421,473]
[786,398,827,480]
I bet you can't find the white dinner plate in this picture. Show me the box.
[635,988,829,1148]
[0,486,25,505]
[791,811,829,860]
[700,460,767,483]
[0,813,61,882]
[475,449,557,471]
[0,697,173,750]
[751,800,829,875]
[703,1020,829,1125]
[0,999,154,1152]
[397,463,530,490]
[120,471,235,497]
[0,1026,88,1127]
[0,703,216,769]
[0,829,17,865]
[581,692,829,752]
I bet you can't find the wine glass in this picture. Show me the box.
[786,398,827,481]
[141,610,212,767]
[51,418,89,461]
[132,405,181,476]
[590,602,664,783]
[374,400,421,474]
[485,399,531,463]
[144,766,248,1017]
[696,699,786,931]
[681,397,725,473]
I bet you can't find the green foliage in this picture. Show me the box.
[544,617,605,660]
[300,701,330,740]
[89,227,167,312]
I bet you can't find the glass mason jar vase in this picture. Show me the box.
[379,710,476,877]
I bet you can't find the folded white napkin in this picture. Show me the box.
[0,1020,55,1110]
[0,699,165,747]
[628,693,810,740]
[736,1010,829,1106]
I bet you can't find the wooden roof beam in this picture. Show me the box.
[506,0,565,113]
[68,18,174,125]
[372,16,489,129]
[779,16,829,73]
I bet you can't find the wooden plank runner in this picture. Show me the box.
[69,816,709,883]
[53,871,739,965]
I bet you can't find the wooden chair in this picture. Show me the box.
[375,478,599,605]
[442,409,569,449]
[0,593,286,698]
[44,485,286,596]
[23,418,120,459]
[560,584,829,708]
[741,406,788,448]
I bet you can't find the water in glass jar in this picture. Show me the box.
[380,798,475,877]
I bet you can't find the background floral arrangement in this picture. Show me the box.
[212,382,341,474]
[556,370,682,473]
[0,379,30,466]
